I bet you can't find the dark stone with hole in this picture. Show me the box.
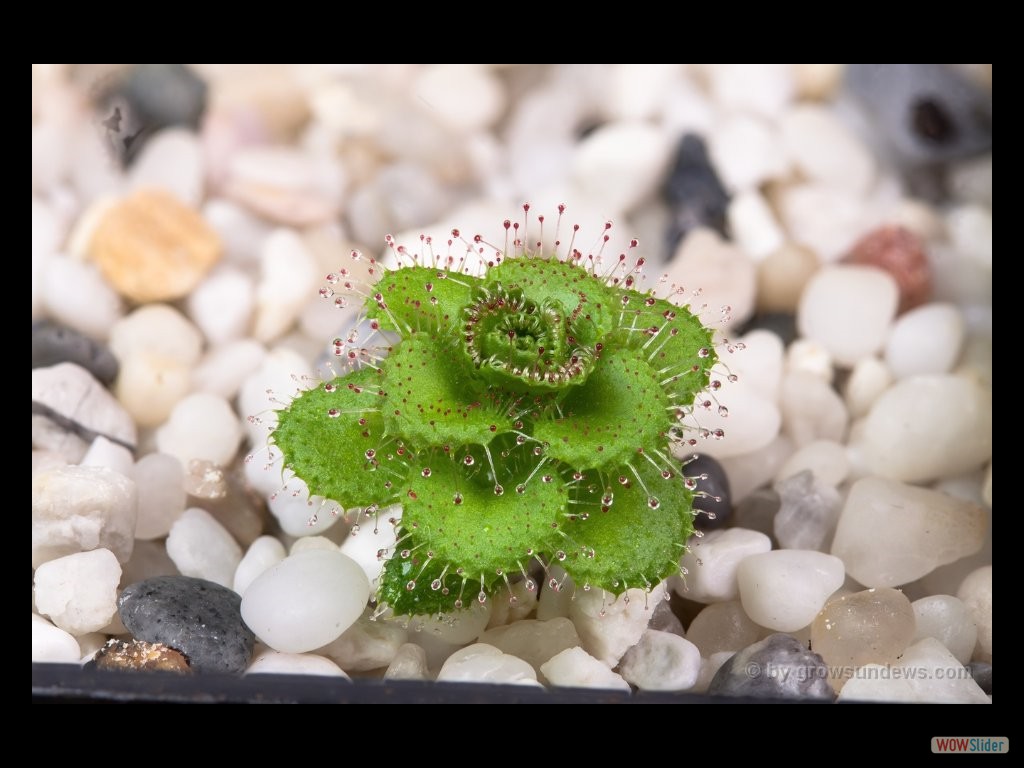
[709,633,834,700]
[662,133,730,256]
[684,454,731,530]
[32,321,119,385]
[118,575,254,675]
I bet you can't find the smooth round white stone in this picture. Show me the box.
[42,256,124,340]
[478,618,582,676]
[728,189,784,261]
[186,267,255,345]
[946,204,992,269]
[241,549,370,653]
[884,303,965,379]
[776,439,849,487]
[127,129,204,207]
[165,507,242,588]
[289,536,337,555]
[912,595,978,665]
[413,65,505,133]
[780,371,848,448]
[156,393,242,468]
[109,304,203,368]
[80,436,134,476]
[957,566,992,663]
[131,453,185,540]
[571,122,671,213]
[728,330,784,403]
[708,114,789,192]
[238,346,314,444]
[677,382,781,460]
[437,643,540,686]
[202,198,272,265]
[540,647,631,692]
[785,339,833,383]
[619,629,701,692]
[843,357,893,419]
[606,64,686,121]
[860,375,992,483]
[778,183,873,262]
[384,643,430,680]
[234,535,287,596]
[798,266,899,366]
[685,600,764,657]
[737,550,845,632]
[32,465,137,568]
[708,63,794,120]
[781,105,875,195]
[317,611,408,672]
[675,528,772,603]
[267,476,343,538]
[33,548,121,635]
[338,505,401,585]
[569,582,667,667]
[406,601,493,646]
[32,613,81,663]
[191,339,266,400]
[252,229,318,343]
[115,353,192,428]
[668,228,757,328]
[831,477,987,587]
[246,649,349,678]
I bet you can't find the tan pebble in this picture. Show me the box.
[757,241,820,313]
[90,189,222,302]
[94,639,192,673]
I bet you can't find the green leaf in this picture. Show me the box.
[559,462,695,594]
[382,332,514,448]
[271,368,403,509]
[366,265,482,335]
[532,347,671,472]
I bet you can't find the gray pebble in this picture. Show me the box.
[773,470,841,551]
[731,488,780,545]
[709,633,835,700]
[33,320,119,385]
[32,363,136,451]
[118,575,255,674]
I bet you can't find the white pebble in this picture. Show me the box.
[437,643,541,686]
[192,339,266,400]
[32,613,81,663]
[912,595,978,665]
[957,566,992,663]
[478,618,582,677]
[109,304,203,367]
[946,204,992,269]
[708,114,789,192]
[884,303,965,379]
[685,601,764,657]
[843,357,892,419]
[246,649,349,678]
[779,183,875,262]
[33,548,121,635]
[708,64,794,120]
[186,267,255,345]
[165,507,242,588]
[384,643,430,681]
[781,105,875,195]
[131,453,185,540]
[252,229,318,343]
[798,266,899,366]
[318,610,408,672]
[737,550,845,632]
[406,601,493,646]
[267,475,343,538]
[238,346,314,444]
[619,629,702,692]
[127,129,204,207]
[719,434,795,504]
[569,582,666,667]
[728,189,784,261]
[115,354,192,428]
[693,651,736,694]
[80,436,134,476]
[156,393,242,467]
[859,375,992,483]
[32,465,137,568]
[571,122,671,213]
[33,362,136,447]
[289,536,337,555]
[234,535,287,595]
[226,147,343,227]
[780,371,848,448]
[776,440,849,487]
[831,477,987,587]
[675,528,771,603]
[785,339,833,383]
[486,579,539,629]
[540,647,631,692]
[202,198,272,265]
[336,505,401,585]
[606,64,686,122]
[42,256,124,340]
[537,565,574,621]
[838,637,989,704]
[413,65,505,133]
[241,549,370,653]
[728,329,784,403]
[667,228,757,328]
[679,381,781,460]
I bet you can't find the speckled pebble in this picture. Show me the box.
[118,575,255,674]
[709,633,834,700]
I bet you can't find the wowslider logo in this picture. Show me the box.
[932,737,1008,754]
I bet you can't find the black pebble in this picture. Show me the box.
[709,633,835,700]
[662,133,730,257]
[118,575,255,675]
[683,454,730,530]
[32,320,119,385]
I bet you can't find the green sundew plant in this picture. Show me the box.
[270,206,722,617]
